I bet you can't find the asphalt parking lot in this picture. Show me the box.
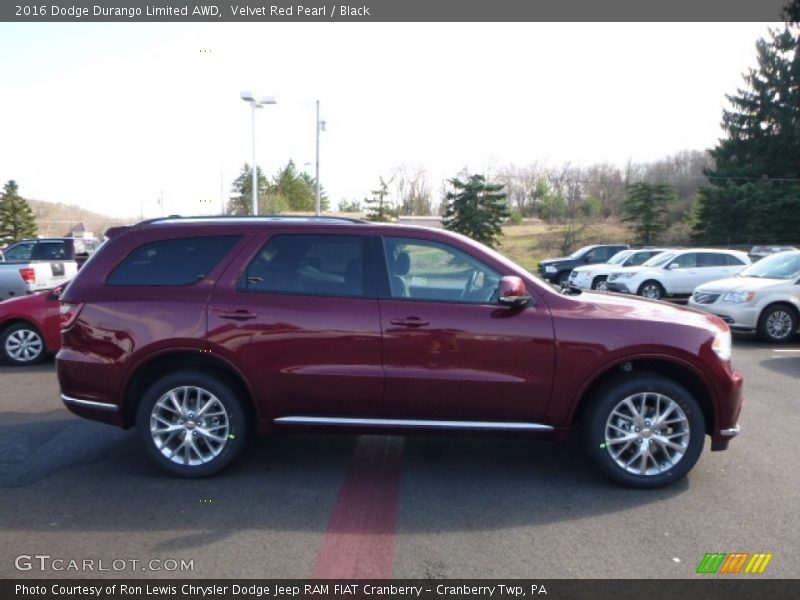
[1,334,798,579]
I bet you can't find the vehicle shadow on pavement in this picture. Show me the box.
[0,411,690,548]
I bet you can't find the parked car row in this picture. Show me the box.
[689,250,800,343]
[605,248,751,300]
[540,245,800,343]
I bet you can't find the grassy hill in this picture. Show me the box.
[29,199,134,239]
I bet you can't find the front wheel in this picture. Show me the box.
[757,304,798,343]
[582,374,705,488]
[1,323,47,365]
[592,276,608,291]
[638,280,665,300]
[136,371,249,477]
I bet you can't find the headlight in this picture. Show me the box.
[712,330,732,361]
[544,266,557,273]
[721,291,755,303]
[617,273,635,279]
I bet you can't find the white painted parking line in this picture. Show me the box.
[772,349,800,353]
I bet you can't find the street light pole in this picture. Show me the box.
[240,91,277,216]
[315,100,326,216]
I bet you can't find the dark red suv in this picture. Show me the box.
[57,216,743,488]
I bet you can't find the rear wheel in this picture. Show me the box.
[1,323,47,365]
[757,304,798,343]
[638,280,665,300]
[136,371,249,477]
[582,374,705,488]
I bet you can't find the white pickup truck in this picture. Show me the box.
[0,238,97,300]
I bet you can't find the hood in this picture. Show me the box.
[581,290,725,331]
[539,257,571,266]
[695,276,796,293]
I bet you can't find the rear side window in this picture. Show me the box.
[107,236,240,286]
[725,253,747,266]
[33,241,68,260]
[240,234,368,297]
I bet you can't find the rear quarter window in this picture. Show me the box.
[106,235,241,286]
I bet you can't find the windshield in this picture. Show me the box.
[641,251,675,267]
[568,245,594,259]
[607,250,633,265]
[740,252,800,280]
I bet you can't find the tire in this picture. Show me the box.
[1,322,47,365]
[582,373,705,489]
[136,370,249,477]
[556,271,571,286]
[638,280,665,300]
[592,276,608,291]
[757,304,798,343]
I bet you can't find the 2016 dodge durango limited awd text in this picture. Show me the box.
[56,216,744,488]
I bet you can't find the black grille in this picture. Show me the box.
[692,292,720,305]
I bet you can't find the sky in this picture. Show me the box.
[0,22,774,220]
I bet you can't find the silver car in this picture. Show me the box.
[688,250,800,343]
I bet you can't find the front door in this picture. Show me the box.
[378,236,555,423]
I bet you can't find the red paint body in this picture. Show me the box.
[57,219,743,453]
[0,288,62,354]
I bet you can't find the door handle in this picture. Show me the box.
[390,317,429,327]
[219,309,257,320]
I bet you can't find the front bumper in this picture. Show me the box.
[568,272,592,289]
[606,280,635,294]
[687,298,760,331]
[710,368,744,451]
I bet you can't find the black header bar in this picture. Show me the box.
[2,0,792,23]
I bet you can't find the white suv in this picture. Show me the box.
[606,249,751,300]
[688,250,800,343]
[568,248,670,290]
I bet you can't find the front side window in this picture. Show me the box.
[383,237,501,303]
[670,253,697,269]
[107,235,240,286]
[240,234,368,298]
[3,242,34,261]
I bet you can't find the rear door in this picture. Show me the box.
[207,232,384,423]
[378,235,555,423]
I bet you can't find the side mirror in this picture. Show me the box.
[497,276,531,308]
[667,263,679,270]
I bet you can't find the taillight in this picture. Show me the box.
[19,267,36,284]
[60,301,84,331]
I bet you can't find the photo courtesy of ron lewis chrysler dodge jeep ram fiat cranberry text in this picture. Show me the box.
[56,216,743,488]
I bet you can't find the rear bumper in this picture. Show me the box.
[61,393,122,426]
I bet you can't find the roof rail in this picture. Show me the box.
[135,214,368,226]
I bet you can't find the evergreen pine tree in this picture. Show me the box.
[443,174,509,248]
[622,183,676,245]
[365,177,396,222]
[694,24,800,245]
[0,180,38,244]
